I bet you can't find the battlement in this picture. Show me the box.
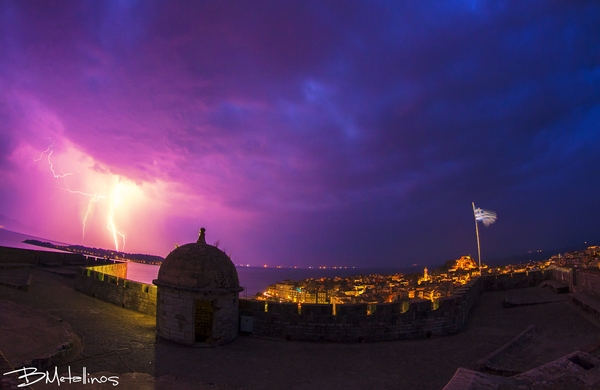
[238,270,556,342]
[239,277,484,342]
[482,269,553,291]
[74,263,157,316]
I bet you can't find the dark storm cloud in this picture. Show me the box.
[0,0,599,265]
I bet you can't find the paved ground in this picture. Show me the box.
[1,268,599,390]
[0,300,73,368]
[503,287,565,307]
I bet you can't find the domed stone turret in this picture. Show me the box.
[153,228,242,346]
[155,242,240,292]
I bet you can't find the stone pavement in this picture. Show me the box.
[445,350,600,390]
[503,286,566,307]
[0,300,73,369]
[1,267,599,390]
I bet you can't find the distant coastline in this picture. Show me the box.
[22,239,164,265]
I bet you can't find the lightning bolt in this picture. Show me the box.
[33,145,52,161]
[46,150,73,179]
[34,144,72,178]
[35,143,127,252]
[107,183,126,252]
[82,194,101,242]
[61,176,112,246]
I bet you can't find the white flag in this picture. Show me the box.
[474,206,497,227]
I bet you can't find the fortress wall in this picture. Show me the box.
[455,277,485,327]
[0,245,86,265]
[70,262,562,339]
[240,271,561,342]
[551,266,575,288]
[0,246,39,263]
[239,277,482,342]
[85,262,128,279]
[74,264,157,316]
[576,269,600,299]
[481,270,551,291]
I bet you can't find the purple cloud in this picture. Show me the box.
[0,1,599,267]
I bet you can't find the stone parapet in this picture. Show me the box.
[482,270,550,291]
[0,245,86,265]
[575,268,600,298]
[239,277,483,342]
[240,271,560,342]
[74,264,157,316]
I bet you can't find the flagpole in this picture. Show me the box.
[472,202,481,274]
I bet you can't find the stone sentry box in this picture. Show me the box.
[153,228,243,346]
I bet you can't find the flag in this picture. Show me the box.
[474,206,497,227]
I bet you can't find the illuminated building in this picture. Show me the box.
[418,267,431,285]
[448,256,477,271]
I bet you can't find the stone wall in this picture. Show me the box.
[551,266,575,289]
[482,270,552,291]
[0,245,124,267]
[85,262,128,279]
[156,286,239,346]
[239,270,554,342]
[239,277,484,342]
[74,264,157,316]
[70,262,563,342]
[0,245,86,265]
[575,269,600,299]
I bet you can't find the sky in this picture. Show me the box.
[1,1,599,268]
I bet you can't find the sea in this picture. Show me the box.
[0,228,72,253]
[127,262,426,298]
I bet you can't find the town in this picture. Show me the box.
[258,246,600,305]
